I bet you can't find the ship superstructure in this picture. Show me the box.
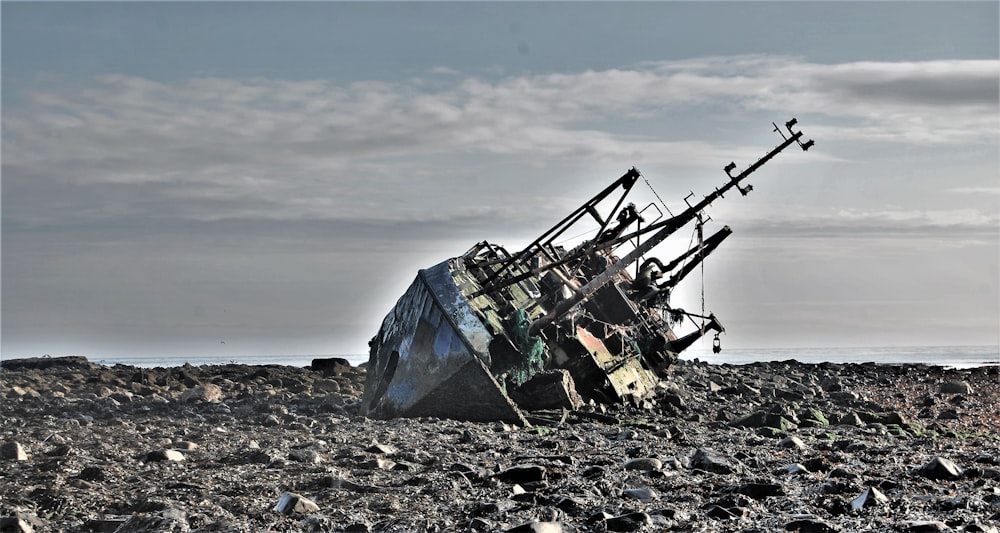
[361,120,814,423]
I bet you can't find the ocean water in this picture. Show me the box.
[681,344,999,369]
[83,344,1000,369]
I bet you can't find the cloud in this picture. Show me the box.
[3,56,997,234]
[948,187,1000,195]
[716,203,1000,249]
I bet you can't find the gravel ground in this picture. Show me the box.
[2,356,998,532]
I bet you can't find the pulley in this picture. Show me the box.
[712,333,722,354]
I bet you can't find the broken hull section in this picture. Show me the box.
[361,260,527,424]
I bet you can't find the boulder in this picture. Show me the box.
[939,381,972,394]
[310,357,352,377]
[917,456,963,480]
[1,441,29,461]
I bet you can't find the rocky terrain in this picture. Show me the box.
[1,355,998,532]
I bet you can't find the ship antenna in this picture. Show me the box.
[698,214,705,334]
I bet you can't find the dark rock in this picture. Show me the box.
[836,412,865,426]
[581,465,606,479]
[114,507,188,532]
[504,521,564,533]
[365,442,397,455]
[0,511,44,533]
[820,376,843,392]
[288,448,322,464]
[938,381,972,394]
[508,369,584,411]
[827,466,857,479]
[78,465,106,481]
[273,492,319,514]
[937,409,960,420]
[624,457,662,471]
[1,441,28,461]
[82,517,128,532]
[145,449,184,462]
[1,356,92,371]
[731,482,785,499]
[310,357,352,377]
[705,505,745,519]
[785,517,839,532]
[917,456,963,480]
[179,384,223,403]
[605,512,652,532]
[779,463,811,476]
[552,495,585,515]
[497,464,546,484]
[779,435,806,449]
[850,487,889,510]
[897,521,950,532]
[622,487,657,502]
[691,448,736,474]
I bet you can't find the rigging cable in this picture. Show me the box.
[639,169,673,217]
[699,219,706,334]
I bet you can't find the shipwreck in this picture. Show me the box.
[360,120,814,424]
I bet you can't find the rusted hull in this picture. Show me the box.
[360,260,527,424]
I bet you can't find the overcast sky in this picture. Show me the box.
[3,2,998,360]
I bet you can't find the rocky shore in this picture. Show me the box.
[2,355,998,532]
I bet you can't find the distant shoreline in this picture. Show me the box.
[3,344,999,371]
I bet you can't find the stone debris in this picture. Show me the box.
[898,520,951,532]
[273,491,320,515]
[179,383,223,403]
[1,441,28,461]
[145,449,185,462]
[939,380,973,394]
[0,356,997,531]
[850,486,889,510]
[274,492,319,514]
[917,456,964,480]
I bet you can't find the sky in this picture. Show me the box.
[2,1,998,360]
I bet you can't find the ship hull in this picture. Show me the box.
[360,260,527,424]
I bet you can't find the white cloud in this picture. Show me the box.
[948,187,1000,195]
[3,56,997,231]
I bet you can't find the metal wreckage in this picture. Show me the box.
[360,120,814,425]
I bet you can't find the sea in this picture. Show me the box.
[78,344,1000,369]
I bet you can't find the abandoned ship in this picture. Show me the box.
[360,120,814,424]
